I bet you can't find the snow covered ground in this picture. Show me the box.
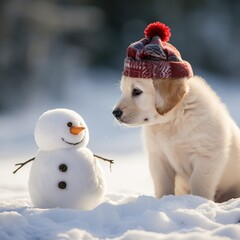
[0,71,240,239]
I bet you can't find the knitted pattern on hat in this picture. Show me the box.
[123,22,193,79]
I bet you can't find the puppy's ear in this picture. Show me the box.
[153,78,188,115]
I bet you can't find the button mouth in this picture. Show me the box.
[61,137,83,146]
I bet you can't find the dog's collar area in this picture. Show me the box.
[61,137,83,146]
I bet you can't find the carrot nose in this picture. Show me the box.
[70,126,85,135]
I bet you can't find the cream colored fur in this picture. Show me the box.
[114,75,240,202]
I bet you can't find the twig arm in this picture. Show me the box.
[13,154,114,173]
[93,154,114,172]
[13,157,35,174]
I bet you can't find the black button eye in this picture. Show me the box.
[67,122,72,127]
[132,88,143,97]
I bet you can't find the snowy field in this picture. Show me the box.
[0,71,240,239]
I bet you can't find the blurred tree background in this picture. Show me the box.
[0,0,239,111]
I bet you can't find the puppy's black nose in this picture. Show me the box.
[112,108,123,119]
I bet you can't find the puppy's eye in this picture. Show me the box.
[132,88,143,97]
[67,122,73,127]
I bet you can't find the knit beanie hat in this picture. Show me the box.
[123,22,193,79]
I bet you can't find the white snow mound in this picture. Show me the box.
[0,194,240,240]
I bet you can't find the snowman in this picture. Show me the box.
[21,108,109,210]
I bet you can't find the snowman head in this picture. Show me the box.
[34,109,89,151]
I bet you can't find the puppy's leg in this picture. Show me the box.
[189,158,226,201]
[175,175,189,195]
[149,153,175,198]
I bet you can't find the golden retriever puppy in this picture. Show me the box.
[113,75,240,202]
[113,21,240,202]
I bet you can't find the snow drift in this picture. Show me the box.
[0,194,240,239]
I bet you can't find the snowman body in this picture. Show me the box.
[28,108,106,210]
[29,148,105,209]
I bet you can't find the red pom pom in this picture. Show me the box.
[144,22,171,42]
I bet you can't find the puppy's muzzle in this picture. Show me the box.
[112,108,123,120]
